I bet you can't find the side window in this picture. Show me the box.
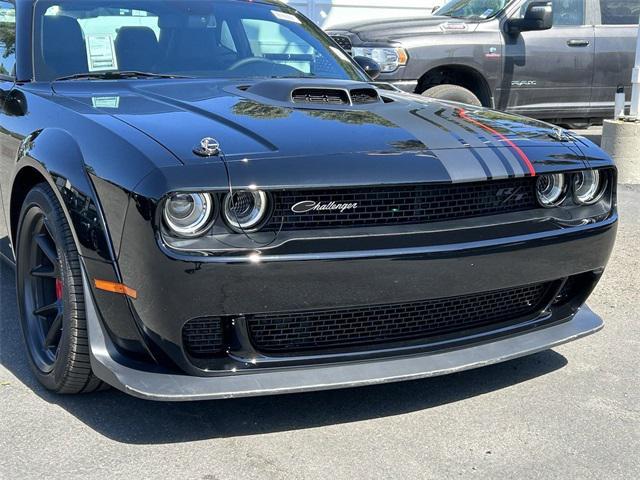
[600,0,640,25]
[553,0,585,25]
[519,0,585,26]
[0,1,16,78]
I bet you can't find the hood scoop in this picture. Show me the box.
[292,88,350,105]
[234,79,383,108]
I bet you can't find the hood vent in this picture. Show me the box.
[235,80,384,107]
[291,87,381,106]
[292,88,350,105]
[350,88,381,104]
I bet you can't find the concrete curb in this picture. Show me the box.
[601,119,640,184]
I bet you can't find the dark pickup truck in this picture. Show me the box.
[327,0,640,127]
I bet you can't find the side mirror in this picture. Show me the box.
[506,1,553,35]
[354,56,382,81]
[2,90,27,116]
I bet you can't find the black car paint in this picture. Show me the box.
[327,0,638,122]
[0,0,617,383]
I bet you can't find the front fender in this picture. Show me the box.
[12,128,116,262]
[12,128,158,358]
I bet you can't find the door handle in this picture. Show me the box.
[567,39,590,47]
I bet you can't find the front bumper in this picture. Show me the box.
[85,206,616,399]
[85,261,603,402]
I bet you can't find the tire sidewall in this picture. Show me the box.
[422,85,482,107]
[16,186,79,391]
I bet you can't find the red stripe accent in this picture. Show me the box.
[458,109,536,176]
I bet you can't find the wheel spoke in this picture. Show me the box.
[43,312,62,348]
[33,300,59,318]
[30,264,59,279]
[35,233,58,267]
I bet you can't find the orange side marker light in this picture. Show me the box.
[94,279,138,299]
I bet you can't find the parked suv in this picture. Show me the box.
[327,0,640,126]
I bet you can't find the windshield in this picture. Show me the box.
[435,0,511,20]
[33,0,366,82]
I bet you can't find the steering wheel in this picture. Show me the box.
[229,57,277,71]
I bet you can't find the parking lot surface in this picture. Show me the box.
[0,186,638,480]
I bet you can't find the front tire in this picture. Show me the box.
[421,84,482,106]
[16,183,104,394]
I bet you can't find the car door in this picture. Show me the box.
[0,0,17,260]
[591,0,640,117]
[499,0,595,119]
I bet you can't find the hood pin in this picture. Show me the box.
[194,137,220,157]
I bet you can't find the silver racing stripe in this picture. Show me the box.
[432,148,488,183]
[434,107,525,177]
[376,103,527,183]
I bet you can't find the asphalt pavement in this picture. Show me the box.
[0,186,638,480]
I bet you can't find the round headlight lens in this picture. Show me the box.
[163,193,215,237]
[574,170,605,205]
[536,173,567,207]
[223,190,269,232]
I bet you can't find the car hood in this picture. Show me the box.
[53,79,586,187]
[327,16,478,42]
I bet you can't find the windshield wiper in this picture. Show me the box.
[53,71,193,82]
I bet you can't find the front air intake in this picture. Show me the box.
[292,88,350,105]
[183,317,224,358]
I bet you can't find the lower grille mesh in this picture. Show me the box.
[183,317,223,358]
[247,282,552,353]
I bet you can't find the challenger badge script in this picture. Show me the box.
[291,200,359,213]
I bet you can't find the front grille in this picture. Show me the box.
[183,317,224,358]
[292,88,349,105]
[264,177,537,231]
[330,35,352,54]
[248,282,553,353]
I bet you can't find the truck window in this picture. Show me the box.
[600,0,640,25]
[0,1,15,78]
[518,0,585,26]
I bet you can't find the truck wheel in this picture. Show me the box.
[15,183,105,394]
[422,84,482,106]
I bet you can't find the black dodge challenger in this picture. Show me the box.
[0,0,617,400]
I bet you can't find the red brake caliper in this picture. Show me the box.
[55,278,63,300]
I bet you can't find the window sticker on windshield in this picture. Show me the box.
[85,35,118,72]
[480,9,494,18]
[272,10,301,24]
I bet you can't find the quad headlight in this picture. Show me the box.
[163,192,215,237]
[222,190,269,232]
[536,170,608,208]
[536,173,567,207]
[351,47,408,73]
[573,170,607,205]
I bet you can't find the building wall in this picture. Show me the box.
[282,0,439,29]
